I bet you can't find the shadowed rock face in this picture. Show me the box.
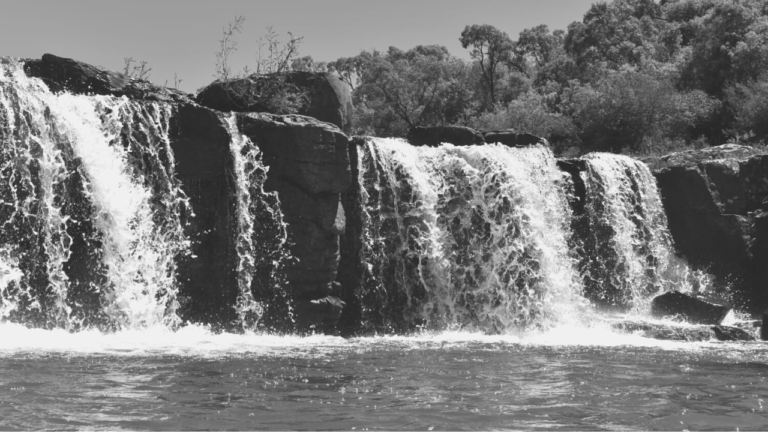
[236,113,351,331]
[482,130,549,147]
[407,126,485,147]
[196,71,354,133]
[648,144,768,311]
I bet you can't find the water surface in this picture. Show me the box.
[1,324,766,430]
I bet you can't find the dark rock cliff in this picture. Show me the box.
[646,144,768,311]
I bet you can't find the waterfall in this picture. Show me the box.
[356,138,584,333]
[226,116,292,331]
[578,153,711,311]
[0,58,189,330]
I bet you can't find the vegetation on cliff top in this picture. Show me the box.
[204,0,768,157]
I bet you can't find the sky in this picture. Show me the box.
[0,0,597,93]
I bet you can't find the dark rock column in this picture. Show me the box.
[335,137,366,335]
[236,113,351,331]
[168,103,240,327]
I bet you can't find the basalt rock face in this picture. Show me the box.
[406,125,485,147]
[335,137,367,335]
[236,113,351,331]
[21,54,352,331]
[648,144,768,311]
[196,71,354,133]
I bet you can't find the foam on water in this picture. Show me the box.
[0,321,755,358]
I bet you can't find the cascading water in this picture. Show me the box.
[577,153,711,312]
[226,116,292,331]
[0,58,189,330]
[577,153,675,310]
[356,138,584,333]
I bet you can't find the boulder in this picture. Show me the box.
[651,291,731,325]
[407,126,485,147]
[236,113,350,194]
[481,129,517,146]
[712,325,755,341]
[196,71,354,133]
[24,53,191,103]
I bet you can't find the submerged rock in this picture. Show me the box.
[651,291,731,325]
[712,325,755,341]
[612,320,755,342]
[612,321,713,341]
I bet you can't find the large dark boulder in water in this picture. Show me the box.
[196,71,354,133]
[24,53,192,103]
[651,291,731,325]
[648,144,768,311]
[407,126,485,147]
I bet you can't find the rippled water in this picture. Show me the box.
[1,324,767,430]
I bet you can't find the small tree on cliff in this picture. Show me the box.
[210,17,308,115]
[459,24,514,107]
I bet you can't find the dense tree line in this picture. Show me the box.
[295,0,768,155]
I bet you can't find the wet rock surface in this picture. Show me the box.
[651,291,731,325]
[237,113,351,328]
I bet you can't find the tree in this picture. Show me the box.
[564,0,678,72]
[513,25,566,76]
[571,69,719,152]
[352,46,473,136]
[328,52,375,90]
[459,24,514,106]
[678,0,768,96]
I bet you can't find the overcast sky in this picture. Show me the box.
[0,0,596,92]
